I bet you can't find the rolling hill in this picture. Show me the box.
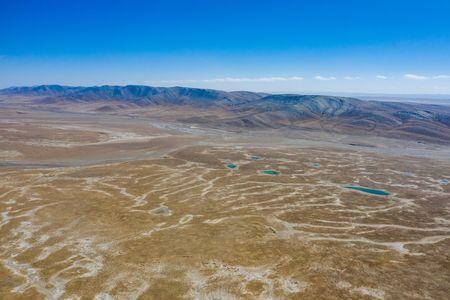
[1,85,450,143]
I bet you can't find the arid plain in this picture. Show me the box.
[1,106,450,300]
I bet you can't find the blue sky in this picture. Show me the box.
[1,0,450,93]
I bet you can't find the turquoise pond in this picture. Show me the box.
[227,163,237,169]
[344,185,390,196]
[261,170,280,175]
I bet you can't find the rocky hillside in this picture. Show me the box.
[2,85,450,143]
[0,85,265,107]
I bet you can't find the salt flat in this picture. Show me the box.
[0,108,449,299]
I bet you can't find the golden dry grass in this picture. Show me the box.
[0,109,449,299]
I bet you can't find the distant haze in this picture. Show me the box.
[276,93,450,106]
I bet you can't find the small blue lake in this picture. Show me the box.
[344,185,390,196]
[261,170,280,175]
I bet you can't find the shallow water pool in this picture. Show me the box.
[344,185,390,196]
[261,170,280,175]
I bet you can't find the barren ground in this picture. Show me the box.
[0,107,449,299]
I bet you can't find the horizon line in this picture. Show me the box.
[2,84,450,98]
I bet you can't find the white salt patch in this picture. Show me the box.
[4,199,16,205]
[352,287,385,299]
[203,217,228,224]
[280,278,308,293]
[0,211,10,228]
[151,204,172,216]
[1,128,23,132]
[38,234,50,244]
[336,280,351,289]
[196,289,237,300]
[179,214,193,224]
[98,242,112,251]
[0,150,22,159]
[94,292,115,300]
[133,191,152,207]
[77,238,104,278]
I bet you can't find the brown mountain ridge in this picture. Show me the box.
[1,85,450,143]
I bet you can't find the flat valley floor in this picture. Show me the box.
[0,108,449,299]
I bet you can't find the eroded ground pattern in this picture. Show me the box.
[1,146,450,299]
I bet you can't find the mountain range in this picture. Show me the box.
[1,85,450,143]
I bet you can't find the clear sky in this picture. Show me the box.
[1,0,450,93]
